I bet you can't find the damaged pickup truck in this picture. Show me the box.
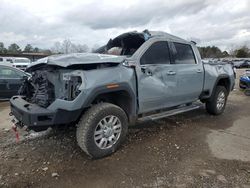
[10,30,235,158]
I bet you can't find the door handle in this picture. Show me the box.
[196,69,202,73]
[167,71,176,75]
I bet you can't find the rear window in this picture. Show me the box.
[0,58,3,62]
[173,43,196,64]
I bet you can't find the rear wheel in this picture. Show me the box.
[206,86,228,115]
[76,103,128,159]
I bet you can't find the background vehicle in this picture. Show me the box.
[12,57,31,71]
[10,30,235,158]
[239,70,250,96]
[0,63,30,100]
[233,60,250,68]
[0,56,14,65]
[240,60,250,68]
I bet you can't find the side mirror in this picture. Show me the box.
[122,60,136,68]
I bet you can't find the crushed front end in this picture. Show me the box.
[10,66,84,132]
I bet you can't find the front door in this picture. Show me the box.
[136,41,178,113]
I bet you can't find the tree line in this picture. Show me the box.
[0,40,93,55]
[0,40,249,58]
[0,42,51,54]
[198,46,250,58]
[51,39,90,54]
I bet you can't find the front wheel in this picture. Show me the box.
[206,86,228,115]
[76,103,128,159]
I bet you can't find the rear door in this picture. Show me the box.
[169,42,204,103]
[136,41,178,113]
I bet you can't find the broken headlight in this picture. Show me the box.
[62,72,84,100]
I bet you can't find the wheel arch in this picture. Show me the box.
[214,75,231,93]
[208,75,231,101]
[83,83,137,123]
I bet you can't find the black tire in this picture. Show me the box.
[206,86,228,115]
[76,103,128,159]
[244,89,250,96]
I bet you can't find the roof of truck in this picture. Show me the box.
[148,31,187,42]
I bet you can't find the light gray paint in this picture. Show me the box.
[47,65,136,112]
[18,31,235,116]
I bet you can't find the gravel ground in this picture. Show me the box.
[0,69,250,188]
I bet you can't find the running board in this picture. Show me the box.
[138,104,202,122]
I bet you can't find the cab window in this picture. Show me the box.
[172,43,196,64]
[140,41,171,65]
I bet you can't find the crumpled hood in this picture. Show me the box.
[27,53,126,70]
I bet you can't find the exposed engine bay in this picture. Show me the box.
[19,62,119,108]
[19,71,55,107]
[19,67,83,108]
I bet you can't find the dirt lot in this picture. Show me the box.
[0,69,250,188]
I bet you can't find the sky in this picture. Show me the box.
[0,0,250,51]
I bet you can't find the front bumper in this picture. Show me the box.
[10,96,82,131]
